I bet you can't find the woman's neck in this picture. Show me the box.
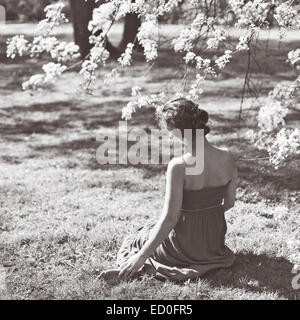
[185,136,212,155]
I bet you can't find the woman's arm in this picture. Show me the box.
[223,152,237,212]
[118,157,185,279]
[139,158,185,258]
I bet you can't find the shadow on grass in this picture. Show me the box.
[0,100,125,139]
[204,252,298,300]
[0,100,157,138]
[97,252,297,300]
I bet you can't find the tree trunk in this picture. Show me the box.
[69,0,119,59]
[119,13,141,51]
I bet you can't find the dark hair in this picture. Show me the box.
[156,98,210,136]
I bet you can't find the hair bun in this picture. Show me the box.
[198,109,209,124]
[193,108,210,134]
[157,98,210,136]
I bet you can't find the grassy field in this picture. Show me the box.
[0,23,299,300]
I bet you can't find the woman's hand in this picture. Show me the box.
[118,253,147,280]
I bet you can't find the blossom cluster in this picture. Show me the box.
[287,49,300,68]
[6,2,80,91]
[215,50,233,70]
[172,13,211,52]
[247,127,300,169]
[257,100,288,132]
[186,0,202,9]
[49,41,81,62]
[79,43,110,91]
[183,52,196,64]
[104,68,120,85]
[236,30,253,51]
[230,0,270,28]
[35,2,68,37]
[137,17,158,61]
[183,53,215,76]
[118,43,134,67]
[22,63,67,91]
[195,56,214,76]
[274,2,300,29]
[268,128,300,169]
[7,35,80,63]
[7,35,29,59]
[207,29,227,49]
[122,93,165,120]
[155,0,184,15]
[88,2,116,34]
[269,82,298,109]
[252,75,300,168]
[187,74,205,101]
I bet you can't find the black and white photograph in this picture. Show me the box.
[0,0,299,304]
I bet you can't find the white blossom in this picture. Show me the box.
[131,86,141,96]
[215,50,232,69]
[22,74,45,91]
[115,1,132,20]
[207,29,227,49]
[274,2,300,29]
[157,0,184,14]
[269,82,297,109]
[50,42,80,62]
[229,0,244,13]
[29,36,58,56]
[104,68,120,85]
[195,56,211,69]
[287,49,300,67]
[80,60,98,81]
[194,56,216,77]
[187,74,205,100]
[236,30,252,51]
[22,62,66,90]
[174,92,185,99]
[6,35,28,59]
[122,93,165,120]
[231,0,270,28]
[79,43,110,91]
[35,2,67,37]
[90,45,110,64]
[118,43,134,67]
[137,17,158,61]
[257,100,288,132]
[173,13,207,52]
[34,20,56,37]
[122,101,136,120]
[183,52,196,64]
[187,0,201,9]
[44,2,65,21]
[268,128,300,169]
[42,62,67,83]
[88,2,115,34]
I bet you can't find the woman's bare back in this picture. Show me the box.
[182,146,236,190]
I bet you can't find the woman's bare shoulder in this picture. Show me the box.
[214,146,235,160]
[167,156,186,176]
[213,147,237,172]
[168,156,185,169]
[164,157,186,187]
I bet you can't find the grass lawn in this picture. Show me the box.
[0,23,299,300]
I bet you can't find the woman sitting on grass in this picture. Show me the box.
[100,98,237,282]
